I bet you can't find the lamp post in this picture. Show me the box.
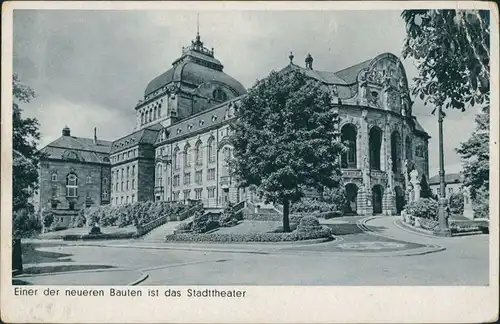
[436,105,451,236]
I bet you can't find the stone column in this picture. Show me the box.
[357,109,371,216]
[382,158,397,216]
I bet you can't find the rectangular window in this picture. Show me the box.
[195,188,202,200]
[132,179,135,189]
[195,170,203,184]
[132,166,135,175]
[126,196,129,203]
[207,168,216,181]
[126,181,129,190]
[207,187,216,198]
[121,182,124,191]
[183,190,191,200]
[127,167,130,178]
[121,169,124,179]
[121,196,124,204]
[173,191,180,201]
[184,172,191,185]
[102,190,108,200]
[132,194,135,202]
[173,175,180,187]
[448,187,453,194]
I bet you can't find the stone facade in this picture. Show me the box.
[38,34,430,217]
[38,127,112,227]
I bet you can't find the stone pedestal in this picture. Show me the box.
[356,186,371,216]
[463,187,474,220]
[436,197,452,237]
[382,189,397,216]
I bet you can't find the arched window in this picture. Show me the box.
[369,126,382,170]
[184,144,191,168]
[405,136,413,161]
[207,137,216,163]
[149,109,153,122]
[66,174,78,197]
[154,107,157,120]
[156,164,163,187]
[51,173,58,181]
[86,175,92,184]
[341,124,357,169]
[195,140,203,166]
[173,147,180,170]
[141,112,144,125]
[391,131,402,173]
[213,88,227,102]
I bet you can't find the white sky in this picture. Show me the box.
[13,10,481,177]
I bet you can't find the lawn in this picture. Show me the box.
[214,220,297,234]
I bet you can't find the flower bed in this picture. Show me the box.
[450,219,489,234]
[165,225,333,243]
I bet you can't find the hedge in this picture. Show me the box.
[62,232,138,241]
[165,226,333,243]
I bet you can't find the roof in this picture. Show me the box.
[280,64,348,85]
[40,135,112,164]
[428,173,463,185]
[333,59,372,84]
[110,123,162,154]
[412,117,430,138]
[155,96,245,145]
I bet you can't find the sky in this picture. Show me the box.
[12,9,481,177]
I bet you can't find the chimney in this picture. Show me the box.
[62,126,71,136]
[93,127,97,144]
[305,53,314,70]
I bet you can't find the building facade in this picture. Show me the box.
[429,173,463,197]
[38,127,112,227]
[39,32,430,217]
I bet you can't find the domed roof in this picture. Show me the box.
[144,35,246,97]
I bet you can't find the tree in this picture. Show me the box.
[13,73,41,212]
[456,105,489,216]
[229,70,344,232]
[401,9,490,111]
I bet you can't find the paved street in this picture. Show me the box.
[15,216,490,286]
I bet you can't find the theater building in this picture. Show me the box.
[39,32,430,216]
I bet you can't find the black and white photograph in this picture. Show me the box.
[1,1,498,323]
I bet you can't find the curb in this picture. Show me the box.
[129,272,149,286]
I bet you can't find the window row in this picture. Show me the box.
[111,149,138,163]
[169,168,217,187]
[140,102,162,125]
[113,179,136,192]
[51,173,107,200]
[112,166,136,181]
[171,187,216,201]
[51,173,95,184]
[114,194,136,205]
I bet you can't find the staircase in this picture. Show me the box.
[140,216,194,243]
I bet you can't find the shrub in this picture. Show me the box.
[175,221,192,233]
[165,225,333,243]
[13,208,42,238]
[448,191,464,215]
[42,209,54,230]
[219,202,239,227]
[192,210,219,233]
[405,198,438,220]
[322,187,347,213]
[89,226,101,235]
[472,187,489,219]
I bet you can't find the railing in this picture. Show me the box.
[136,202,204,236]
[341,169,362,178]
[233,200,246,213]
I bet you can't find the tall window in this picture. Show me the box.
[184,144,191,168]
[127,166,130,178]
[173,147,180,170]
[102,190,109,200]
[208,137,216,163]
[154,107,157,120]
[184,172,191,185]
[132,179,135,189]
[86,175,92,184]
[341,124,357,169]
[405,136,413,161]
[369,126,382,170]
[132,166,135,176]
[51,173,58,181]
[195,140,203,165]
[141,112,144,125]
[157,164,163,187]
[149,109,153,122]
[195,170,203,184]
[66,174,78,197]
[195,188,202,200]
[207,168,216,181]
[391,131,401,173]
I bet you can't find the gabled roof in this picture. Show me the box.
[428,173,463,185]
[110,123,162,154]
[40,135,112,164]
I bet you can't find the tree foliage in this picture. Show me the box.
[456,106,489,203]
[229,70,344,231]
[13,73,41,212]
[401,9,490,111]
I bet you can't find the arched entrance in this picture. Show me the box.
[369,126,382,170]
[344,183,358,215]
[395,186,404,214]
[372,185,383,214]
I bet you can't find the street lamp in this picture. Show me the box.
[435,105,451,237]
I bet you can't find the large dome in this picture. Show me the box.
[144,35,246,97]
